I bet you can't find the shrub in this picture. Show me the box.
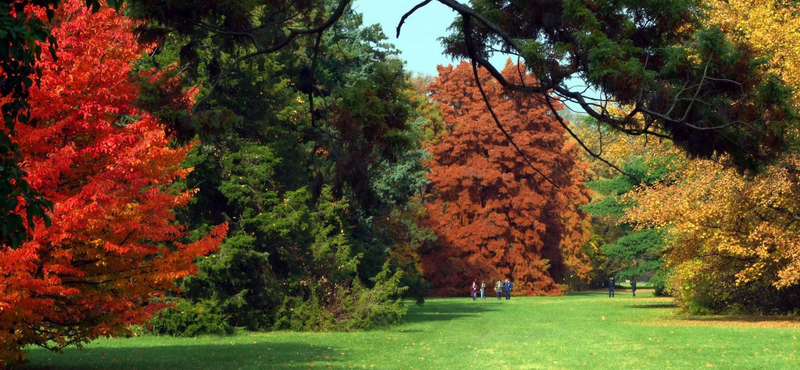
[273,262,408,331]
[147,299,234,337]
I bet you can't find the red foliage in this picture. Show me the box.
[0,1,226,364]
[421,61,591,296]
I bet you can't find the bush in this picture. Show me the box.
[274,262,409,331]
[667,261,800,314]
[651,269,670,297]
[147,299,234,337]
[340,266,408,330]
[274,293,336,331]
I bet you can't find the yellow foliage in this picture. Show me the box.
[569,106,682,181]
[626,155,800,290]
[705,0,800,105]
[611,1,800,312]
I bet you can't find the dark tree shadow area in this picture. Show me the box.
[565,290,625,297]
[628,303,677,309]
[20,341,346,370]
[402,299,498,325]
[680,315,800,324]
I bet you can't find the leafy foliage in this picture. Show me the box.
[0,1,226,364]
[147,299,234,337]
[1,0,128,248]
[421,61,591,295]
[567,113,681,291]
[130,4,431,332]
[583,156,674,287]
[619,0,800,313]
[433,0,799,171]
[706,0,800,106]
[626,156,800,313]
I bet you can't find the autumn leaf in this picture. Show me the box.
[420,61,592,295]
[0,0,226,365]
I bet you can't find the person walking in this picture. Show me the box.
[631,278,637,297]
[480,280,486,301]
[495,280,502,300]
[471,280,478,301]
[608,276,615,297]
[503,278,513,300]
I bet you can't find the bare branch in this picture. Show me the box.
[682,59,711,122]
[307,30,343,142]
[401,0,729,146]
[542,94,642,183]
[396,0,433,38]
[192,20,264,51]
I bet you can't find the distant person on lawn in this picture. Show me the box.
[631,278,637,297]
[480,280,486,301]
[503,278,513,300]
[471,280,478,301]
[608,276,615,297]
[495,280,503,300]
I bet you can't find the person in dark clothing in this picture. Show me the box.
[503,279,513,300]
[608,276,615,297]
[631,278,637,297]
[471,280,478,301]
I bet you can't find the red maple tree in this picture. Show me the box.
[0,1,226,364]
[421,61,591,296]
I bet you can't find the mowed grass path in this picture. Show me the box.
[23,290,800,369]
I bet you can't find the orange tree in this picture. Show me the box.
[0,0,226,364]
[421,61,591,295]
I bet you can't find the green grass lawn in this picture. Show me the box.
[22,290,800,369]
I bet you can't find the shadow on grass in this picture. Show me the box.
[403,299,498,325]
[628,303,677,309]
[680,315,800,324]
[565,291,621,299]
[21,341,347,370]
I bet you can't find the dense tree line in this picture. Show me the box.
[2,0,800,366]
[129,2,434,332]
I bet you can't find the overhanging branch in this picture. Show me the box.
[192,0,352,112]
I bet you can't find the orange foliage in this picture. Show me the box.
[421,61,591,296]
[0,1,226,364]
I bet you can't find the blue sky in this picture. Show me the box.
[353,0,509,76]
[353,0,590,112]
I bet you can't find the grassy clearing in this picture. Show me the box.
[23,290,800,369]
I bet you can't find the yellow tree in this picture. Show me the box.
[569,110,682,182]
[705,0,800,105]
[618,0,800,313]
[626,156,800,312]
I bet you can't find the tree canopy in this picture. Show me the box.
[421,61,591,295]
[2,0,800,365]
[403,0,798,172]
[0,1,225,364]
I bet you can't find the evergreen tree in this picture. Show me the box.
[583,157,673,293]
[133,5,432,331]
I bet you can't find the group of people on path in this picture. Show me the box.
[608,276,636,297]
[471,276,638,300]
[471,279,513,301]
